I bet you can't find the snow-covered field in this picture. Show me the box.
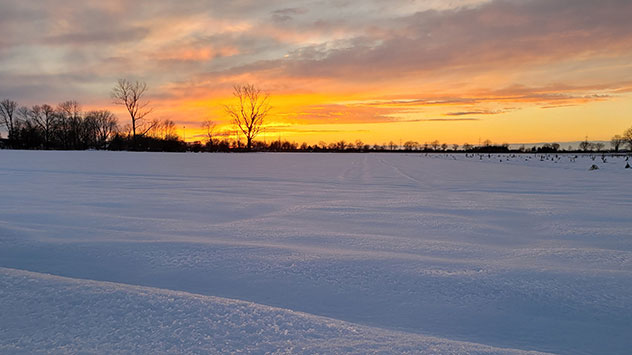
[1,151,630,354]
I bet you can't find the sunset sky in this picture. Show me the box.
[1,0,631,145]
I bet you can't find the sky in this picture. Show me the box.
[1,0,631,145]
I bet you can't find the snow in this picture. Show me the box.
[1,150,631,354]
[0,267,543,354]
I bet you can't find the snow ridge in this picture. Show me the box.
[0,268,545,354]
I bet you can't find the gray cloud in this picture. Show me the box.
[445,111,503,116]
[46,27,150,46]
[271,7,309,22]
[1,0,631,110]
[408,118,480,122]
[272,0,632,80]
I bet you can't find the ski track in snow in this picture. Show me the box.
[1,150,631,354]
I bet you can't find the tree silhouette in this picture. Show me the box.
[85,110,118,149]
[30,104,56,148]
[111,79,154,140]
[163,119,178,140]
[611,135,623,152]
[0,99,18,146]
[579,139,592,151]
[225,84,270,151]
[57,100,82,149]
[202,119,217,148]
[403,141,419,150]
[623,127,632,150]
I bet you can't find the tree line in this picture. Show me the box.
[0,99,118,150]
[1,79,632,153]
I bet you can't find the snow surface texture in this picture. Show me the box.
[1,151,631,354]
[0,267,543,354]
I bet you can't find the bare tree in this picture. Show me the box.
[17,106,31,127]
[30,104,56,148]
[441,143,448,151]
[58,100,81,119]
[146,118,162,138]
[111,79,154,140]
[623,127,632,150]
[202,119,216,147]
[403,141,419,150]
[15,106,42,147]
[56,100,84,148]
[225,84,270,150]
[611,134,624,152]
[0,99,18,145]
[163,119,178,140]
[85,110,118,149]
[452,144,459,151]
[579,139,592,151]
[431,140,440,150]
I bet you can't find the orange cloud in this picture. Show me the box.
[154,45,240,62]
[3,0,632,145]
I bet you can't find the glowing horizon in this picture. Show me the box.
[2,0,631,145]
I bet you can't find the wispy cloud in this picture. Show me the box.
[405,118,480,122]
[444,111,502,116]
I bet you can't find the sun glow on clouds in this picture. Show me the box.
[1,0,632,144]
